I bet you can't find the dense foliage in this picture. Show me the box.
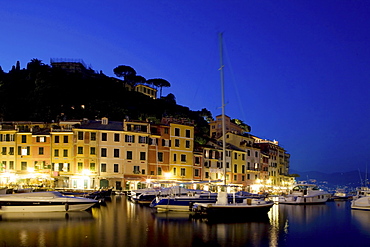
[0,59,212,142]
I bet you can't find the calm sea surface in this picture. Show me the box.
[0,195,369,247]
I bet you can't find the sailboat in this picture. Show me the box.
[191,33,274,218]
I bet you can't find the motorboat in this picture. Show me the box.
[0,191,98,212]
[278,184,330,204]
[191,191,274,218]
[351,187,370,210]
[330,188,350,201]
[149,190,260,211]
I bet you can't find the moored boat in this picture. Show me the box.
[191,191,274,218]
[0,191,98,212]
[278,184,330,204]
[351,187,370,210]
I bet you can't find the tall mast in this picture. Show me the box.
[219,33,227,186]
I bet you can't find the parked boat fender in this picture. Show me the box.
[65,202,69,211]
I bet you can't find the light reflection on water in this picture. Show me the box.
[0,197,369,246]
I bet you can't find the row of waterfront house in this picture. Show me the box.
[0,115,294,193]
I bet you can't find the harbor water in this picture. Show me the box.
[0,195,369,247]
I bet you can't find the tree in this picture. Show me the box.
[125,75,146,88]
[113,65,136,89]
[147,78,171,97]
[231,118,251,132]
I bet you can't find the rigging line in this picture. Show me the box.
[191,34,219,112]
[222,38,248,122]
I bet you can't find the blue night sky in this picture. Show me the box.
[1,1,369,173]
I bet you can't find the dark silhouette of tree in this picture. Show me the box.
[147,78,171,97]
[15,61,20,71]
[125,75,146,88]
[113,65,136,88]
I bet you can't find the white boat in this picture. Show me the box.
[278,184,330,204]
[192,191,274,218]
[351,187,370,210]
[0,191,98,212]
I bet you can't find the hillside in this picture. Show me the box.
[290,169,370,188]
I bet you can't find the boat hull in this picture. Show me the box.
[0,191,98,212]
[192,201,274,218]
[351,197,370,211]
[278,194,330,204]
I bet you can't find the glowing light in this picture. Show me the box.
[27,167,35,173]
[164,172,171,179]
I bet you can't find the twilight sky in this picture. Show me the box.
[1,1,369,173]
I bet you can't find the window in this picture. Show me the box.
[140,152,146,160]
[226,162,229,168]
[78,132,83,140]
[90,147,96,155]
[114,149,120,158]
[158,152,163,162]
[158,167,162,175]
[101,148,107,157]
[139,136,147,143]
[242,175,245,181]
[164,128,169,134]
[234,175,237,181]
[102,133,107,141]
[205,172,209,178]
[63,136,68,143]
[54,136,60,143]
[180,168,185,176]
[255,151,258,157]
[186,129,191,138]
[126,151,132,160]
[173,167,176,176]
[9,147,14,155]
[174,128,180,136]
[185,140,190,148]
[234,153,237,159]
[1,147,6,155]
[77,147,83,154]
[242,154,245,160]
[195,157,200,164]
[21,162,27,170]
[181,154,186,162]
[247,174,250,180]
[91,133,96,141]
[125,135,134,143]
[9,161,14,170]
[36,136,46,142]
[242,165,245,173]
[38,147,44,155]
[114,164,119,173]
[175,139,180,147]
[101,163,106,172]
[21,135,27,143]
[173,154,177,162]
[90,163,95,171]
[234,164,237,173]
[133,166,140,174]
[114,133,120,142]
[247,162,251,170]
[247,150,251,156]
[194,169,199,177]
[54,149,59,157]
[63,149,68,157]
[78,162,83,172]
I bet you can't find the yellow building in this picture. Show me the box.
[122,119,151,190]
[162,118,194,183]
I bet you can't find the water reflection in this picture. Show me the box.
[0,197,369,246]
